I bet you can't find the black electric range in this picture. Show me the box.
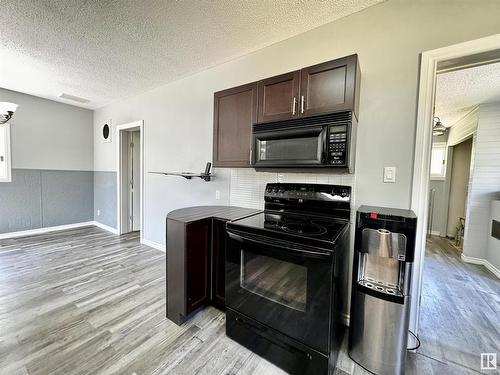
[228,211,347,250]
[225,183,351,375]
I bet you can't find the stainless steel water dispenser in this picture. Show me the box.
[349,206,417,375]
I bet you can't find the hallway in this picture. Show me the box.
[418,236,500,373]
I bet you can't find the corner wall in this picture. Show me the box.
[0,88,94,234]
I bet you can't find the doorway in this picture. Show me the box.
[117,120,144,237]
[410,34,500,334]
[411,35,500,372]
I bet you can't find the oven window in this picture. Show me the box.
[240,250,307,312]
[259,137,319,161]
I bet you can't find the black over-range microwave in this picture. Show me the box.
[251,111,357,172]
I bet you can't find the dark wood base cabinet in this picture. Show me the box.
[211,219,227,308]
[166,206,259,325]
[167,218,219,325]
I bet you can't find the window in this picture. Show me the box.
[0,123,12,182]
[430,144,447,179]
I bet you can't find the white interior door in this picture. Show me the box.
[127,130,141,232]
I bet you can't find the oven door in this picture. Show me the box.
[226,229,334,353]
[252,126,326,167]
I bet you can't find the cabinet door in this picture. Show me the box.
[257,71,300,123]
[213,83,257,167]
[300,55,358,117]
[185,220,211,314]
[212,219,227,307]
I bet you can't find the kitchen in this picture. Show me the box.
[1,1,499,374]
[164,52,417,375]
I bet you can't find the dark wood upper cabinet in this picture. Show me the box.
[300,55,360,118]
[212,55,360,167]
[254,55,360,124]
[257,71,301,123]
[213,83,257,167]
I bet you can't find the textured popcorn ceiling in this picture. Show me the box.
[435,61,500,127]
[0,0,383,109]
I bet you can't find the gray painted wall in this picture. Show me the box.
[0,88,93,171]
[94,0,500,247]
[0,169,93,233]
[93,171,117,229]
[0,88,94,234]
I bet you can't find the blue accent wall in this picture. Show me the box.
[0,169,94,234]
[93,171,117,229]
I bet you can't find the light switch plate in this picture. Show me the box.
[384,167,396,183]
[215,190,221,200]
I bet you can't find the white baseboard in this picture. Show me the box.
[92,221,119,235]
[430,230,441,236]
[0,221,95,240]
[141,238,166,252]
[461,253,500,279]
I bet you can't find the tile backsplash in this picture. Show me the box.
[229,168,356,214]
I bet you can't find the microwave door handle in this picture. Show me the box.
[227,230,331,260]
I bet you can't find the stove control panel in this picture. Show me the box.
[265,183,351,202]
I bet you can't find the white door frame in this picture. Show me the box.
[410,33,500,334]
[116,120,144,241]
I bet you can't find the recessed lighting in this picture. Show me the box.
[58,93,91,104]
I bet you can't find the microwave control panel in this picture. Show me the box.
[327,124,348,165]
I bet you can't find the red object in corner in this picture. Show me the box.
[370,213,378,219]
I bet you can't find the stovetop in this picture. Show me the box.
[227,183,351,250]
[227,211,348,249]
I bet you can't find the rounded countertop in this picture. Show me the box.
[167,205,261,223]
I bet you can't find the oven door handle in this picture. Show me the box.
[227,229,332,260]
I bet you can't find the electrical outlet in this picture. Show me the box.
[215,190,221,200]
[97,209,100,216]
[383,167,396,183]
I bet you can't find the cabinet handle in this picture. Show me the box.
[301,95,305,114]
[292,97,297,115]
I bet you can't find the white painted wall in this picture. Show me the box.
[94,1,500,248]
[463,103,500,261]
[0,87,93,171]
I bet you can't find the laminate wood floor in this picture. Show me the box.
[0,228,498,375]
[416,236,500,374]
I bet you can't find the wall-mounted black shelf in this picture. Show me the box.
[149,162,213,182]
